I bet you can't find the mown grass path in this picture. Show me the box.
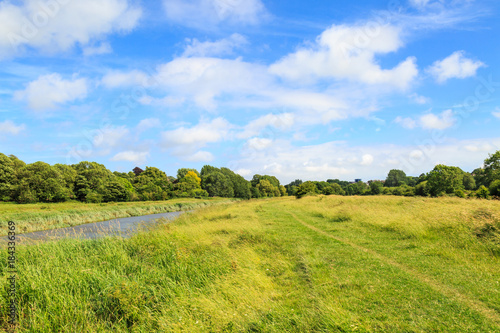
[288,210,500,327]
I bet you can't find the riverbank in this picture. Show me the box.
[0,198,236,237]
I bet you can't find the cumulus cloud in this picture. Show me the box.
[14,73,88,111]
[427,51,484,83]
[160,118,232,161]
[111,150,149,164]
[419,109,456,130]
[360,154,374,166]
[83,42,112,56]
[269,24,418,90]
[136,118,161,132]
[0,0,141,59]
[394,116,417,129]
[182,33,247,57]
[93,126,130,149]
[238,113,295,139]
[101,70,149,88]
[0,120,26,136]
[163,0,267,29]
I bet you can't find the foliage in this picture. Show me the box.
[489,179,500,197]
[427,164,465,196]
[463,173,476,191]
[369,181,383,195]
[385,169,407,187]
[295,181,319,198]
[475,185,490,199]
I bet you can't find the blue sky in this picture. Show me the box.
[1,0,500,183]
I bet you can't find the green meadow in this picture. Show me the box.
[1,196,500,332]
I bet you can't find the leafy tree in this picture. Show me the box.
[72,161,114,201]
[369,181,383,195]
[463,173,476,191]
[14,162,71,203]
[475,185,490,199]
[489,179,500,197]
[134,167,171,201]
[200,165,219,177]
[427,164,465,196]
[295,181,318,198]
[279,185,287,196]
[103,179,129,202]
[256,179,277,197]
[220,168,251,199]
[177,168,200,180]
[132,167,144,176]
[415,181,430,197]
[483,150,500,186]
[53,164,77,199]
[202,171,234,197]
[0,153,15,201]
[385,169,407,187]
[472,168,488,188]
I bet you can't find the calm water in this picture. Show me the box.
[7,211,185,245]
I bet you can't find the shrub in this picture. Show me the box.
[475,185,490,199]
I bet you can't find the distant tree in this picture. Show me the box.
[463,173,476,191]
[472,168,488,188]
[177,168,200,180]
[385,169,407,187]
[295,181,319,198]
[200,165,219,177]
[369,181,383,195]
[132,167,144,176]
[202,171,234,197]
[14,162,72,203]
[415,181,430,197]
[427,164,465,196]
[53,164,77,199]
[489,179,500,197]
[256,179,276,197]
[406,176,418,187]
[475,185,490,199]
[0,153,15,201]
[483,150,500,186]
[134,167,171,201]
[72,161,114,201]
[279,185,287,196]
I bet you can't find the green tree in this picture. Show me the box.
[295,181,319,198]
[202,172,234,197]
[14,162,71,203]
[489,179,500,197]
[369,181,383,195]
[415,181,430,197]
[427,164,465,196]
[72,161,114,201]
[177,168,200,180]
[0,153,15,201]
[483,150,500,186]
[475,185,490,199]
[385,169,407,187]
[463,173,476,191]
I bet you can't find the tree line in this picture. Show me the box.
[287,150,500,199]
[0,153,286,204]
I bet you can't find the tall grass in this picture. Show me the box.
[1,196,499,332]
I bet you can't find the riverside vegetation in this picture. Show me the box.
[1,195,499,332]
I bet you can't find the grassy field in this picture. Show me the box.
[1,195,500,332]
[0,198,233,237]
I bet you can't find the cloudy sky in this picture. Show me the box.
[1,0,500,183]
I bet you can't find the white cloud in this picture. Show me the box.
[160,118,232,161]
[136,118,161,132]
[409,93,430,104]
[163,0,267,28]
[93,126,129,148]
[0,0,141,59]
[101,70,148,88]
[427,51,484,83]
[419,109,456,130]
[360,154,374,166]
[111,151,149,164]
[246,138,272,151]
[182,33,247,57]
[394,116,417,129]
[238,113,295,139]
[14,73,88,111]
[492,108,500,119]
[269,23,418,90]
[409,0,431,8]
[0,120,26,135]
[83,42,112,56]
